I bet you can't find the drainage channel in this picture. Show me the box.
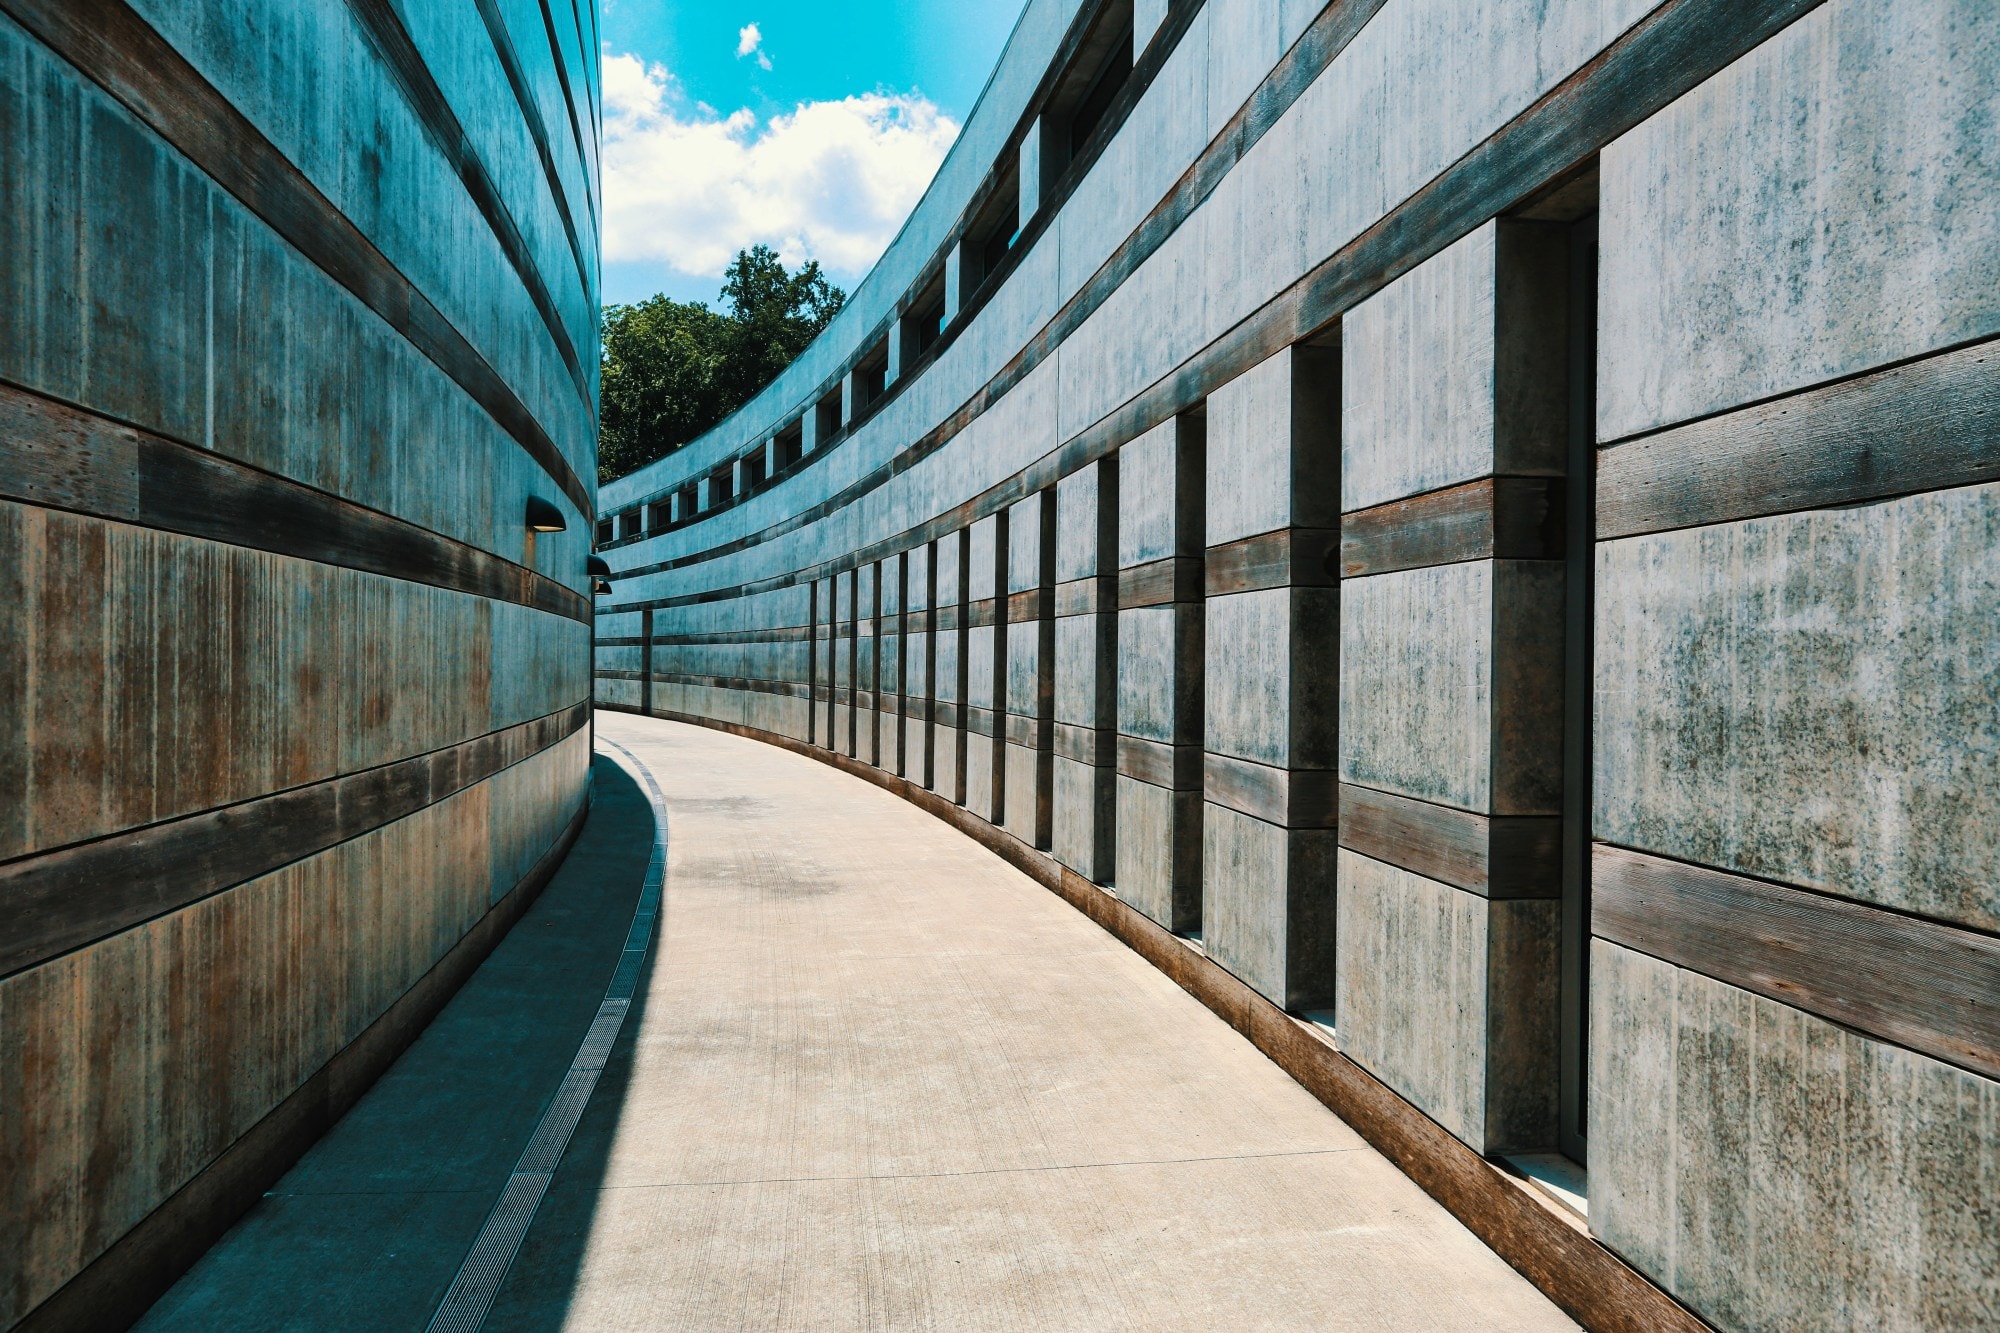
[427,738,668,1333]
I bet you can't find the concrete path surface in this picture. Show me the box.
[149,713,1577,1330]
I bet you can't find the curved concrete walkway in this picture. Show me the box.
[150,712,1576,1330]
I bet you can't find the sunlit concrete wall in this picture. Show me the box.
[594,0,1999,1326]
[0,0,599,1325]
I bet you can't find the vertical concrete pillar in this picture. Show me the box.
[1019,124,1043,230]
[844,568,861,757]
[639,608,654,717]
[883,554,906,774]
[733,455,751,498]
[932,531,967,801]
[807,578,823,747]
[886,319,904,387]
[858,561,880,765]
[841,372,858,430]
[697,476,716,512]
[1053,457,1119,882]
[1201,344,1342,1012]
[1335,219,1568,1154]
[764,437,780,479]
[1116,415,1205,934]
[964,511,1007,824]
[803,404,825,454]
[944,247,965,325]
[906,543,934,785]
[1135,0,1170,53]
[1003,490,1057,849]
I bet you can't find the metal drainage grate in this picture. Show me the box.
[426,737,669,1332]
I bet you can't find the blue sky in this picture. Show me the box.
[597,1,1024,308]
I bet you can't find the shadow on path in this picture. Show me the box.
[138,753,654,1331]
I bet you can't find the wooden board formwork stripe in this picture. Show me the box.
[1341,477,1564,578]
[1337,783,1561,900]
[1053,576,1108,617]
[1593,844,2000,1082]
[1053,722,1113,766]
[1116,556,1205,609]
[601,0,1823,610]
[1204,528,1340,596]
[595,670,810,699]
[964,705,998,739]
[0,0,595,519]
[597,625,816,648]
[1116,735,1204,792]
[615,704,1709,1333]
[1006,587,1049,622]
[465,0,598,271]
[12,791,591,1333]
[342,0,593,403]
[1203,754,1338,829]
[0,380,590,624]
[1596,335,2000,540]
[1004,713,1050,750]
[0,701,591,980]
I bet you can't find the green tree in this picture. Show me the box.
[597,246,845,485]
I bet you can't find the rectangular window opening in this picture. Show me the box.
[1039,0,1135,198]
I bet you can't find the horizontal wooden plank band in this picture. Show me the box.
[1204,528,1341,596]
[933,701,963,729]
[1593,844,2000,1082]
[0,381,590,624]
[1004,713,1047,749]
[933,604,963,632]
[599,625,814,648]
[1337,783,1560,899]
[1596,336,2000,539]
[610,0,1386,550]
[0,700,590,980]
[967,598,999,629]
[1117,556,1204,609]
[1007,587,1049,621]
[598,670,812,700]
[0,0,595,519]
[964,705,997,738]
[1203,754,1338,829]
[617,705,1707,1333]
[342,0,592,407]
[1116,736,1204,791]
[10,787,591,1333]
[1053,722,1110,766]
[1053,577,1103,617]
[1341,477,1564,578]
[464,0,596,290]
[603,0,1816,611]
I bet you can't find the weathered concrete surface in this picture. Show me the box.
[1335,850,1558,1155]
[1590,940,2000,1331]
[1598,0,2000,441]
[1595,482,2000,932]
[457,714,1574,1331]
[136,752,653,1329]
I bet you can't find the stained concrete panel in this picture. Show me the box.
[1114,777,1201,934]
[1335,850,1557,1154]
[1598,0,2000,441]
[1340,561,1563,817]
[1116,607,1186,744]
[1205,587,1338,769]
[1205,344,1340,547]
[1595,483,2000,931]
[1202,805,1337,1010]
[1590,940,2000,1329]
[1118,420,1198,566]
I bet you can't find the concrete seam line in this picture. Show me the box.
[425,737,669,1333]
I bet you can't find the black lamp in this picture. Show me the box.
[587,555,611,577]
[593,577,614,596]
[525,496,567,532]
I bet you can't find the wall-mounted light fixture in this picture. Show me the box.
[593,577,614,596]
[587,555,611,577]
[525,496,567,532]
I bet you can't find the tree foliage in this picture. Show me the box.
[598,245,845,484]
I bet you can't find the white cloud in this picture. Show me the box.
[601,53,960,294]
[735,23,771,70]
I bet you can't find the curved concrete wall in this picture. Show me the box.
[596,0,2000,1326]
[0,0,598,1325]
